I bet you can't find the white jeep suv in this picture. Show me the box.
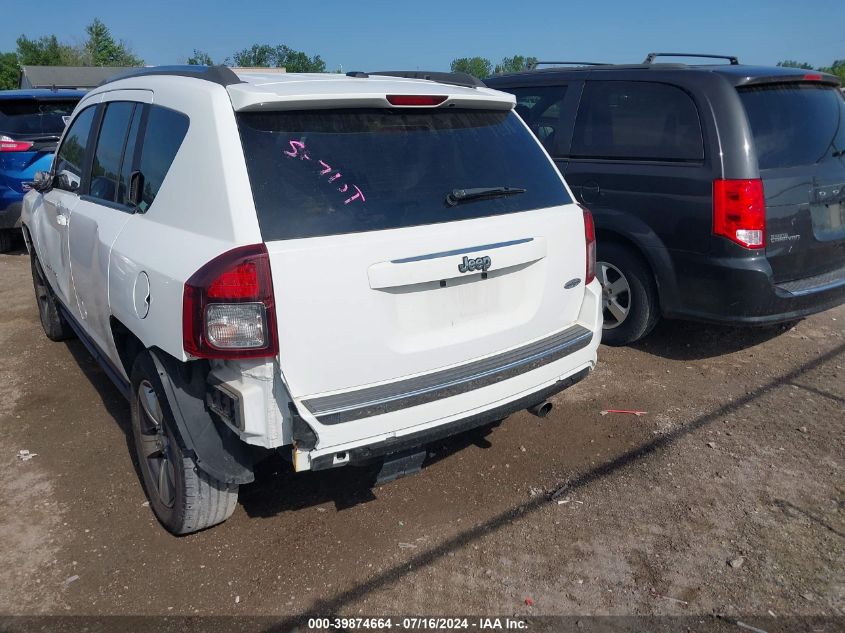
[22,66,602,534]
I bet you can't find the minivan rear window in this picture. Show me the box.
[739,84,845,170]
[0,99,78,137]
[237,109,570,240]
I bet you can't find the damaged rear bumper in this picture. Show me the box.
[293,365,591,472]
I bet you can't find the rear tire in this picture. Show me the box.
[597,242,659,346]
[0,229,14,253]
[130,351,238,535]
[30,252,75,341]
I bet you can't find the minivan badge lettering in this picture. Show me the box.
[458,255,492,273]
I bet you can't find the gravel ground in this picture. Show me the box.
[0,245,843,628]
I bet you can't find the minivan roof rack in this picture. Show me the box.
[530,61,609,69]
[368,70,484,89]
[99,65,244,87]
[643,52,739,65]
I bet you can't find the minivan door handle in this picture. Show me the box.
[580,182,601,204]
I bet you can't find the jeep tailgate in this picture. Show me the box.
[237,107,590,436]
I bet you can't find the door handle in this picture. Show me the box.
[580,181,601,204]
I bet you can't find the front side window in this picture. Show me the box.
[135,105,189,212]
[507,85,568,152]
[89,102,136,203]
[237,108,571,241]
[571,81,704,161]
[54,106,97,191]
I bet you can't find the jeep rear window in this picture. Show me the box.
[237,109,570,240]
[738,84,845,170]
[0,99,78,137]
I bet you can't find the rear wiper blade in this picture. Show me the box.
[445,186,526,207]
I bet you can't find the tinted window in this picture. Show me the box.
[54,106,97,191]
[739,84,845,170]
[89,102,136,203]
[572,81,704,161]
[238,109,570,240]
[136,105,189,212]
[0,99,78,137]
[117,106,144,206]
[507,85,568,152]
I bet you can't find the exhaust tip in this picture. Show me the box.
[528,401,553,418]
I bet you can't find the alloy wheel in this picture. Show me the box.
[598,261,631,329]
[136,380,177,508]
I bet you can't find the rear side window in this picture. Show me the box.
[54,105,97,191]
[0,99,78,137]
[136,105,189,212]
[237,109,570,240]
[739,84,845,170]
[572,81,704,161]
[89,102,136,203]
[507,85,568,153]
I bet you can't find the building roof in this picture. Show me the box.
[20,66,143,90]
[0,89,87,100]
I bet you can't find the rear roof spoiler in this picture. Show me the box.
[366,70,483,89]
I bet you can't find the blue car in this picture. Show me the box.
[1,89,85,251]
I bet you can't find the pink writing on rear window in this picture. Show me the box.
[284,139,366,205]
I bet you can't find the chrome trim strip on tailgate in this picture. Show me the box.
[302,324,593,425]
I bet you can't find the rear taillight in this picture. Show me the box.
[582,206,596,284]
[0,135,34,152]
[183,244,278,359]
[386,95,447,106]
[713,179,766,249]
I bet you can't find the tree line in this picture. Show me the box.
[0,19,143,89]
[1,22,842,91]
[777,60,845,82]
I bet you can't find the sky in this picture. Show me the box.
[1,0,842,71]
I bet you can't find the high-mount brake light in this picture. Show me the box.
[183,244,279,359]
[0,135,34,152]
[803,74,823,81]
[712,179,766,249]
[582,207,597,284]
[386,95,447,106]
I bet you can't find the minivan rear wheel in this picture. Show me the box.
[597,243,659,346]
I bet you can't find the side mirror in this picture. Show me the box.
[128,170,145,210]
[56,173,79,192]
[32,171,54,192]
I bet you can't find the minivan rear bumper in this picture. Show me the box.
[663,250,845,325]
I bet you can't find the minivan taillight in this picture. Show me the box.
[582,206,596,285]
[182,244,278,359]
[0,135,34,152]
[712,179,766,249]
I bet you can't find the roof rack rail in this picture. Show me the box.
[530,61,609,69]
[99,65,244,88]
[643,52,739,65]
[368,70,483,89]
